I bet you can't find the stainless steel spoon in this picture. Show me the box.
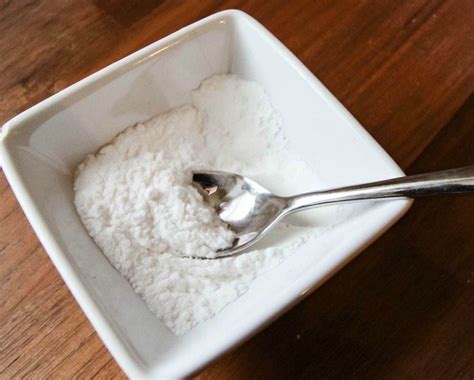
[192,166,474,258]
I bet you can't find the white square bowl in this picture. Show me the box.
[0,10,411,379]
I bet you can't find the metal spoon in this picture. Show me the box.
[192,166,474,258]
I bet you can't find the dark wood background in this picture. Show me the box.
[1,1,473,378]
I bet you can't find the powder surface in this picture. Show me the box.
[75,150,234,259]
[74,75,319,335]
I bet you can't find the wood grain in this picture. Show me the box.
[0,1,473,378]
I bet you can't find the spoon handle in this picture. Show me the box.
[287,166,474,212]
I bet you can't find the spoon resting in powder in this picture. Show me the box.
[192,166,474,258]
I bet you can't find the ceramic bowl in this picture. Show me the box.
[0,10,411,378]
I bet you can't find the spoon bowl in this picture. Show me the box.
[192,171,289,256]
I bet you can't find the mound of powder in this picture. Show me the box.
[74,75,319,335]
[75,150,235,259]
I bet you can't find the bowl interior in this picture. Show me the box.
[1,11,409,378]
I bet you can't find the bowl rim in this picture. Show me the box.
[0,9,412,379]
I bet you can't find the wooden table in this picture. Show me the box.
[1,1,473,378]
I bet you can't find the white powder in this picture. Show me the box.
[75,151,234,259]
[74,75,319,335]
